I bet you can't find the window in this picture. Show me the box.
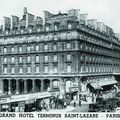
[3,67,7,74]
[53,65,58,73]
[54,25,58,31]
[44,44,48,51]
[19,46,22,53]
[54,34,58,40]
[46,26,49,31]
[27,46,30,52]
[67,54,71,61]
[53,44,57,50]
[27,66,31,73]
[3,47,7,53]
[27,56,31,62]
[67,65,71,73]
[11,66,15,74]
[53,80,59,88]
[53,55,57,61]
[11,47,15,53]
[4,57,7,63]
[36,45,39,51]
[35,66,40,73]
[66,43,71,49]
[68,23,72,29]
[36,55,39,62]
[19,56,22,63]
[11,57,15,63]
[44,55,48,62]
[19,66,23,74]
[44,65,48,73]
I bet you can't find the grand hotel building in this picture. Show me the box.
[0,8,120,111]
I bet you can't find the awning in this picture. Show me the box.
[90,78,117,89]
[99,79,117,86]
[90,83,102,89]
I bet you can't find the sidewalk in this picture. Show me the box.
[41,106,75,112]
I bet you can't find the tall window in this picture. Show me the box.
[3,67,7,74]
[53,55,57,61]
[67,65,71,73]
[11,57,15,63]
[36,55,39,62]
[53,65,58,73]
[44,65,48,73]
[53,80,59,88]
[27,56,31,62]
[27,66,31,73]
[44,44,48,51]
[11,66,15,74]
[35,66,40,73]
[19,46,22,53]
[54,25,58,31]
[36,45,39,51]
[19,56,22,63]
[27,46,30,52]
[66,43,71,49]
[11,47,15,53]
[4,57,7,63]
[19,66,23,74]
[67,54,71,61]
[68,23,72,29]
[3,47,7,53]
[54,34,58,40]
[53,44,57,51]
[44,55,48,62]
[46,26,49,31]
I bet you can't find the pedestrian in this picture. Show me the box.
[73,101,76,107]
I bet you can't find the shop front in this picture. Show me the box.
[0,91,53,112]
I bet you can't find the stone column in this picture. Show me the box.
[24,80,27,94]
[0,79,4,94]
[16,80,19,94]
[41,80,44,92]
[32,80,35,93]
[50,80,53,91]
[8,80,11,95]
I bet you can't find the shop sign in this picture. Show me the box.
[2,104,9,109]
[0,98,10,104]
[25,99,35,104]
[50,91,59,96]
[70,87,78,92]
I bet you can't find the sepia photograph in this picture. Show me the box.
[0,0,120,116]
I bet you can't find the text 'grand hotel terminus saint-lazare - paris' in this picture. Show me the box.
[0,7,120,112]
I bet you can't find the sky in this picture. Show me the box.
[0,0,120,33]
